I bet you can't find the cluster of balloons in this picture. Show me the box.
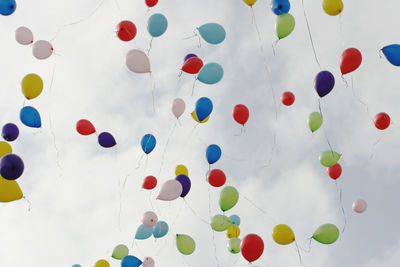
[76,119,117,148]
[15,27,53,60]
[20,74,43,128]
[272,0,295,40]
[90,245,155,267]
[135,211,169,240]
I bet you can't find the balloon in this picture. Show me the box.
[175,164,189,176]
[340,48,362,75]
[0,0,16,16]
[327,163,342,180]
[145,0,158,7]
[0,154,24,180]
[206,144,221,165]
[0,176,23,202]
[195,97,213,122]
[219,186,239,212]
[15,26,33,45]
[382,44,400,66]
[172,98,185,119]
[135,224,154,240]
[207,169,226,187]
[76,119,96,135]
[232,104,249,125]
[142,257,155,267]
[126,49,151,73]
[315,70,335,97]
[112,244,129,260]
[148,13,168,37]
[21,73,43,100]
[121,255,142,267]
[20,106,41,128]
[226,225,240,238]
[153,221,169,238]
[241,234,264,262]
[116,20,137,41]
[211,214,232,231]
[272,224,295,245]
[176,234,196,255]
[281,91,295,106]
[142,175,157,190]
[142,211,158,227]
[94,259,110,267]
[276,13,295,39]
[2,123,19,142]
[312,223,339,244]
[322,0,343,16]
[198,23,226,45]
[184,54,197,62]
[156,180,183,201]
[141,134,156,154]
[229,215,241,226]
[271,0,290,15]
[243,0,257,6]
[197,63,224,84]
[175,174,191,197]
[98,132,116,148]
[308,112,323,132]
[72,265,81,267]
[191,111,210,123]
[374,112,390,130]
[352,199,367,213]
[319,150,341,167]
[32,40,53,60]
[227,238,241,254]
[182,57,204,74]
[0,142,12,158]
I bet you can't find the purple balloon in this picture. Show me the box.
[98,132,116,148]
[315,71,335,97]
[0,154,24,180]
[184,53,197,62]
[175,174,191,197]
[2,123,19,142]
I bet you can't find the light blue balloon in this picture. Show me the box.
[141,134,156,154]
[20,106,41,128]
[382,44,400,66]
[153,221,169,238]
[148,13,168,37]
[121,255,142,267]
[198,23,226,45]
[72,265,81,267]
[206,144,221,164]
[0,0,16,16]
[229,215,241,226]
[197,63,224,85]
[195,97,213,122]
[135,224,153,240]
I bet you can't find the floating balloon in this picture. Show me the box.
[340,48,362,75]
[281,91,295,106]
[308,112,323,132]
[315,70,335,97]
[327,163,342,180]
[32,40,53,60]
[0,176,23,202]
[141,134,156,154]
[112,244,129,260]
[352,199,367,213]
[15,26,33,45]
[145,0,158,7]
[182,57,203,74]
[72,265,81,267]
[319,150,341,167]
[382,44,400,66]
[198,23,226,45]
[271,0,290,15]
[241,234,264,263]
[197,63,224,84]
[228,238,241,254]
[219,186,239,212]
[312,223,339,244]
[0,142,12,158]
[207,169,226,187]
[94,260,110,267]
[276,13,295,39]
[195,97,213,122]
[156,180,183,201]
[374,112,390,130]
[98,132,116,148]
[148,13,168,37]
[76,119,95,135]
[211,214,232,231]
[175,174,191,197]
[142,211,158,227]
[116,20,137,41]
[153,221,169,238]
[2,123,19,142]
[184,54,197,62]
[243,0,257,6]
[323,0,343,16]
[20,106,41,128]
[176,234,196,255]
[226,225,240,238]
[142,175,157,190]
[172,98,185,119]
[272,224,295,245]
[121,255,142,267]
[175,164,188,176]
[142,257,155,267]
[191,111,210,123]
[135,224,154,240]
[21,73,43,100]
[232,104,249,125]
[206,144,221,165]
[0,0,16,16]
[229,215,241,226]
[1,154,24,181]
[126,49,151,73]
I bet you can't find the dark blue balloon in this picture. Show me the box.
[2,123,19,142]
[271,0,290,15]
[206,144,221,164]
[0,154,24,180]
[121,255,142,267]
[20,106,41,128]
[382,44,400,66]
[184,53,197,62]
[0,0,16,16]
[195,97,213,122]
[314,71,335,98]
[175,174,191,197]
[98,132,116,148]
[141,134,156,154]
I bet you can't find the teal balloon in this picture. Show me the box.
[135,224,153,240]
[72,265,81,267]
[198,63,224,84]
[148,13,168,37]
[153,221,169,238]
[229,215,240,226]
[20,106,41,128]
[198,23,226,45]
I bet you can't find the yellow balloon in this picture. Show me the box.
[94,259,110,267]
[0,176,23,202]
[0,141,12,158]
[243,0,257,6]
[175,164,189,176]
[322,0,343,16]
[21,73,43,100]
[191,111,209,123]
[272,224,295,245]
[226,225,240,239]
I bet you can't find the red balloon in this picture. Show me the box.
[340,48,362,75]
[327,163,342,180]
[116,20,137,42]
[374,112,390,130]
[76,119,95,135]
[142,176,157,190]
[281,91,295,106]
[145,0,158,7]
[207,169,226,187]
[241,234,264,263]
[232,104,249,125]
[182,57,204,74]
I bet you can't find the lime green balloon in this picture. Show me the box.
[312,223,339,244]
[319,150,341,167]
[227,238,241,254]
[176,234,196,255]
[219,186,239,212]
[308,112,323,132]
[211,214,232,232]
[276,13,295,39]
[111,244,129,260]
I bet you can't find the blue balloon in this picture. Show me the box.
[153,221,169,238]
[271,0,290,15]
[195,97,213,122]
[0,0,16,16]
[229,215,241,226]
[197,63,224,85]
[72,265,81,267]
[206,144,221,164]
[121,255,142,267]
[148,13,168,37]
[135,224,153,240]
[198,23,226,45]
[98,132,116,148]
[20,106,41,128]
[141,134,156,154]
[382,44,400,66]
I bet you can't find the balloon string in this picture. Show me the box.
[123,153,144,189]
[334,180,347,237]
[113,0,123,18]
[49,57,57,94]
[157,122,177,179]
[350,76,374,122]
[342,212,353,234]
[318,98,334,152]
[271,39,278,56]
[301,0,322,69]
[180,253,194,267]
[261,131,277,168]
[178,70,183,78]
[150,72,156,113]
[48,115,64,180]
[183,199,209,225]
[191,77,197,96]
[147,37,154,55]
[378,49,383,59]
[341,75,348,88]
[207,186,220,267]
[296,237,313,253]
[370,136,384,159]
[22,196,32,212]
[294,241,308,267]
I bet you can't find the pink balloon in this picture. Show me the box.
[142,257,155,267]
[15,26,33,45]
[172,98,185,119]
[32,40,53,60]
[156,180,183,201]
[142,211,158,227]
[126,49,151,73]
[352,199,367,213]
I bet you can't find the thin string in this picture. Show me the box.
[48,57,57,94]
[123,153,144,189]
[370,136,384,159]
[22,196,32,211]
[318,98,334,151]
[294,241,308,266]
[147,37,154,55]
[297,237,313,253]
[157,122,177,178]
[149,72,156,113]
[208,185,220,267]
[48,116,63,180]
[334,180,347,238]
[350,75,373,122]
[113,0,123,18]
[191,77,197,96]
[342,212,353,234]
[301,0,322,69]
[183,199,209,225]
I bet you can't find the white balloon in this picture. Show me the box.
[156,180,182,201]
[142,211,158,228]
[15,26,33,45]
[172,98,185,119]
[126,49,151,73]
[142,257,155,267]
[32,40,53,60]
[352,199,367,213]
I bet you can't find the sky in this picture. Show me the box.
[0,0,400,266]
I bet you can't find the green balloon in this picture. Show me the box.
[276,13,295,39]
[176,234,196,255]
[319,150,341,167]
[211,214,232,232]
[219,186,239,212]
[227,238,241,254]
[312,223,339,244]
[308,112,323,132]
[111,244,129,260]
